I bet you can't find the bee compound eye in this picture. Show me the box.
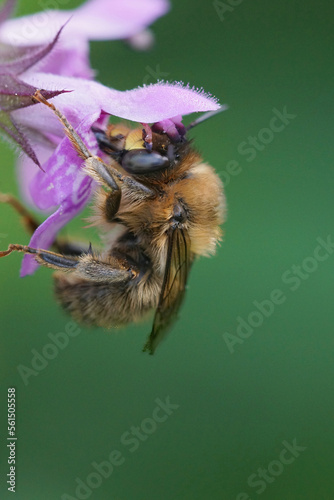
[121,150,170,175]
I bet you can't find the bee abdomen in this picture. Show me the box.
[53,271,161,329]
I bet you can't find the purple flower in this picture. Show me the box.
[0,0,170,165]
[0,0,170,78]
[13,73,221,276]
[0,1,223,278]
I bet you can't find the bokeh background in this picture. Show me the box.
[1,1,334,499]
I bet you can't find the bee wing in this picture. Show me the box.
[143,228,192,354]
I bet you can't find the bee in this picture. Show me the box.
[0,91,226,354]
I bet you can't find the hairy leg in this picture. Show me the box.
[0,243,136,283]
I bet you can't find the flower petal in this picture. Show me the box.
[0,10,70,46]
[73,0,170,40]
[0,1,170,78]
[12,73,114,137]
[36,38,94,79]
[29,112,101,210]
[17,73,220,124]
[16,140,53,207]
[109,82,220,123]
[21,174,94,276]
[1,0,169,45]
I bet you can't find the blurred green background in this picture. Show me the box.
[1,0,334,499]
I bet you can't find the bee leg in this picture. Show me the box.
[86,157,153,226]
[83,156,154,222]
[0,244,79,271]
[83,156,122,221]
[84,156,154,204]
[92,126,124,154]
[0,193,39,235]
[0,193,92,256]
[0,243,135,282]
[72,253,136,283]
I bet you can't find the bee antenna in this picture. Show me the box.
[185,105,228,132]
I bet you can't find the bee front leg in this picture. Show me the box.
[84,156,155,222]
[83,156,122,222]
[0,193,92,256]
[0,193,39,235]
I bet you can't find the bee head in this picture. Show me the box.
[93,108,226,176]
[93,124,183,176]
[120,126,184,175]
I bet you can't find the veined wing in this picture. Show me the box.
[143,227,192,354]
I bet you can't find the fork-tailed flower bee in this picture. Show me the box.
[0,92,226,354]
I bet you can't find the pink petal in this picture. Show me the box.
[0,10,71,46]
[12,74,118,136]
[31,39,94,79]
[30,112,101,210]
[16,73,220,124]
[0,0,169,44]
[102,82,221,122]
[0,0,169,77]
[16,141,54,208]
[0,14,93,78]
[73,0,170,40]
